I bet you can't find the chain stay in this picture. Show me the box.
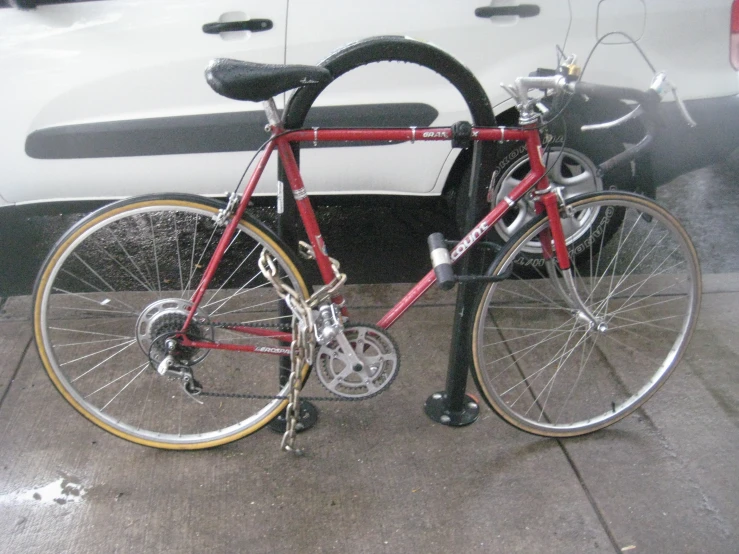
[199,391,360,402]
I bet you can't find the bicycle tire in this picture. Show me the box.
[470,192,701,437]
[33,194,309,449]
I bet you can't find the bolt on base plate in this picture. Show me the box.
[267,400,319,434]
[424,392,480,427]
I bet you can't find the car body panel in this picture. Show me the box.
[566,0,738,100]
[0,0,287,206]
[285,0,569,195]
[0,0,737,209]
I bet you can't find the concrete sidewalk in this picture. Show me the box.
[0,276,737,553]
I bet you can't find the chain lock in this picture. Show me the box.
[258,249,346,454]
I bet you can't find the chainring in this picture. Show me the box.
[315,323,399,399]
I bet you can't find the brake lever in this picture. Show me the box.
[673,89,697,127]
[650,72,697,127]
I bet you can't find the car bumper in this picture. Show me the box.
[650,94,739,186]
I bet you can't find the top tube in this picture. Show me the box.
[282,126,531,144]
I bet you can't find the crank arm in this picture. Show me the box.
[333,331,368,377]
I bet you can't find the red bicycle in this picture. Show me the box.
[33,46,701,450]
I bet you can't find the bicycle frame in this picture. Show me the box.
[178,120,565,354]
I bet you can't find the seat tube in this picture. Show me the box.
[275,136,340,286]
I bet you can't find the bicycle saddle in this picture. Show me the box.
[205,59,333,102]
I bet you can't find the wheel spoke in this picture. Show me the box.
[101,364,151,411]
[50,326,133,339]
[107,227,157,293]
[496,276,569,313]
[552,333,600,424]
[473,193,699,436]
[84,362,149,399]
[209,291,283,317]
[61,339,137,367]
[203,232,256,309]
[35,198,308,448]
[70,340,138,383]
[526,322,592,420]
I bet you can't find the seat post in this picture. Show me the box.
[262,98,281,127]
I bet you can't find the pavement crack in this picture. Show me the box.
[0,336,32,411]
[630,406,732,537]
[556,439,622,554]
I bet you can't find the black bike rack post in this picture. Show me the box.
[268,144,319,434]
[423,139,496,426]
[273,36,498,431]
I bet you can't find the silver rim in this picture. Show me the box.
[474,194,701,435]
[38,199,304,446]
[494,147,603,253]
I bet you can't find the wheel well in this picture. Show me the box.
[440,106,520,204]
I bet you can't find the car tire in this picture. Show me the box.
[454,105,634,266]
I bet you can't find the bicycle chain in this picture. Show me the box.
[189,248,347,453]
[206,320,292,332]
[199,390,360,402]
[200,319,358,401]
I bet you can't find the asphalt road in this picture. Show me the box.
[1,153,737,298]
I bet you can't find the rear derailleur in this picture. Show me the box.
[153,338,203,403]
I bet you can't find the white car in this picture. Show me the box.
[1,0,737,218]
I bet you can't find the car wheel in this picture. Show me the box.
[455,117,633,265]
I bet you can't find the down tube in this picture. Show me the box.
[375,166,544,330]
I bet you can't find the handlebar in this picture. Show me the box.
[569,81,660,107]
[569,81,661,176]
[504,68,696,177]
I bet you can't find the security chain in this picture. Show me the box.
[258,248,346,454]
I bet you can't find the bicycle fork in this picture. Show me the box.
[538,188,607,332]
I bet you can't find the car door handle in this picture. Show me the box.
[475,5,540,18]
[202,19,273,34]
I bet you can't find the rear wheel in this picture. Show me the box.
[470,192,701,437]
[34,194,309,449]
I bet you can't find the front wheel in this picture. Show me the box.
[33,194,309,449]
[470,192,701,437]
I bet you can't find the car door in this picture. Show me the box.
[285,0,570,196]
[0,0,287,207]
